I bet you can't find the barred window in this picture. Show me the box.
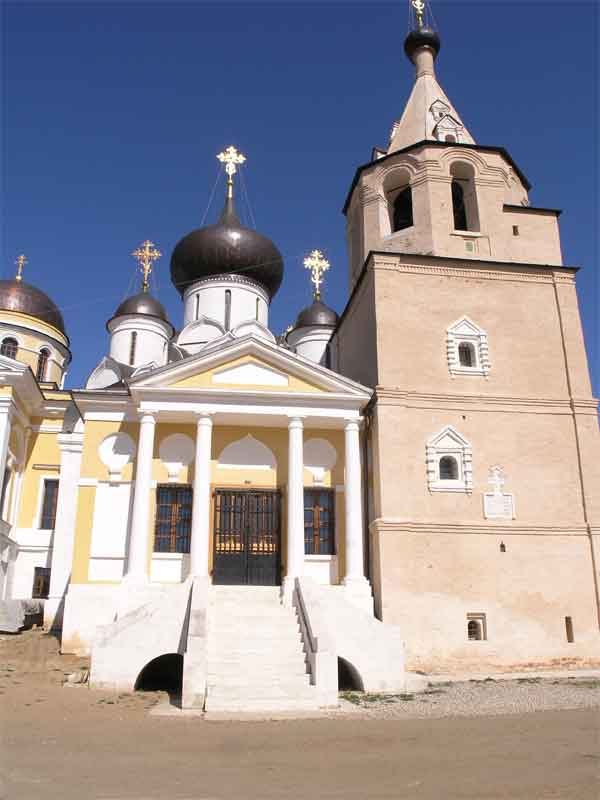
[32,567,51,599]
[304,488,335,555]
[154,484,193,553]
[1,338,18,359]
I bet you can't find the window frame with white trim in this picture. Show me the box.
[426,426,473,493]
[446,316,491,377]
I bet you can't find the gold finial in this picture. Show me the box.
[303,249,330,301]
[15,254,27,282]
[412,0,426,28]
[217,145,246,199]
[131,240,162,292]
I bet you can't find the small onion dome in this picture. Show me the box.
[170,196,284,299]
[404,27,441,62]
[294,299,338,329]
[108,291,172,330]
[0,279,66,335]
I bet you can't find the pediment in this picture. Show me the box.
[427,425,470,449]
[447,316,484,337]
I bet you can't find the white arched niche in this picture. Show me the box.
[159,434,195,482]
[99,432,136,480]
[217,435,277,471]
[304,438,337,485]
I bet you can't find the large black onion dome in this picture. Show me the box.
[294,299,338,329]
[170,196,284,298]
[0,279,66,335]
[404,27,441,61]
[113,291,169,322]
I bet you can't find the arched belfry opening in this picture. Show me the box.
[450,162,480,233]
[338,657,364,691]
[135,653,183,696]
[384,169,414,235]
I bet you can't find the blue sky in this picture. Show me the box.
[2,1,598,393]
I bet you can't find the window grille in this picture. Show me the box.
[0,338,18,359]
[154,484,193,553]
[304,488,335,555]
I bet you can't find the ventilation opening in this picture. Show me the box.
[338,657,364,691]
[565,616,574,643]
[135,653,183,695]
[512,225,520,236]
[467,613,487,641]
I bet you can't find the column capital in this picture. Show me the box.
[344,418,361,432]
[138,412,156,425]
[58,432,84,453]
[287,416,305,429]
[194,412,214,427]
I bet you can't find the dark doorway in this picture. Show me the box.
[135,653,183,694]
[338,657,364,691]
[213,489,281,586]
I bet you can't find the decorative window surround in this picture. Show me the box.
[426,426,473,493]
[446,316,491,377]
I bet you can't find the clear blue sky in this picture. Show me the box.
[2,1,598,394]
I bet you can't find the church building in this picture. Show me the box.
[0,3,598,710]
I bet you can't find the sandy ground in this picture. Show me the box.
[1,630,599,800]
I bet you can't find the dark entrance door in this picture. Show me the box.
[213,489,281,585]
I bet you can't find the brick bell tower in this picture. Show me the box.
[331,1,600,672]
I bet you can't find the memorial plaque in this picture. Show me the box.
[483,492,515,520]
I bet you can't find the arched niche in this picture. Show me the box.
[382,167,414,236]
[99,432,136,480]
[217,434,277,471]
[159,433,195,481]
[304,437,337,484]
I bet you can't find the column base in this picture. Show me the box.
[342,576,373,614]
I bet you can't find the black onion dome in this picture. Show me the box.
[0,279,66,335]
[294,299,338,329]
[404,27,441,61]
[113,291,169,322]
[170,196,284,298]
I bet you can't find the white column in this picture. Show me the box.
[44,431,84,629]
[190,414,213,577]
[125,413,156,581]
[283,416,304,597]
[0,405,13,508]
[343,419,370,594]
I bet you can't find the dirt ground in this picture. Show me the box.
[1,630,599,800]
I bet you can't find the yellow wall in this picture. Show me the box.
[16,429,61,529]
[0,311,69,384]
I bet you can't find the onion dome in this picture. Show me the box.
[404,27,441,62]
[113,291,169,321]
[294,299,338,329]
[170,195,284,299]
[0,279,66,335]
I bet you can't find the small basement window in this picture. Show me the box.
[32,567,51,599]
[565,616,574,643]
[467,613,487,641]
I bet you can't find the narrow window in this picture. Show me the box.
[458,342,476,367]
[40,479,59,529]
[0,337,18,359]
[129,331,137,366]
[154,484,193,553]
[36,348,50,381]
[255,297,260,321]
[392,186,413,232]
[304,488,335,555]
[467,613,487,641]
[439,456,458,481]
[451,180,468,231]
[500,541,506,553]
[224,289,232,331]
[445,134,456,143]
[32,567,51,599]
[0,467,10,520]
[512,225,520,236]
[565,616,574,643]
[195,293,200,320]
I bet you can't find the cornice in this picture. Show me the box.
[369,518,590,536]
[373,388,584,415]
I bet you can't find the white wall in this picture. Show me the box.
[287,326,333,365]
[108,315,171,368]
[183,277,269,332]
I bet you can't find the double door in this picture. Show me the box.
[212,489,281,585]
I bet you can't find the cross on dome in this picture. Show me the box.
[15,254,27,282]
[412,0,426,28]
[303,249,330,300]
[132,240,162,292]
[217,145,246,200]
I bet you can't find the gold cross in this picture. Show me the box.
[15,254,27,282]
[412,0,425,28]
[131,240,162,292]
[303,249,330,300]
[217,145,246,199]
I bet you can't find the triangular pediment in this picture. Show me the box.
[128,334,371,399]
[447,316,484,337]
[427,425,470,449]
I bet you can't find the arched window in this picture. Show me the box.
[467,620,482,640]
[445,134,456,143]
[129,332,137,366]
[451,180,468,231]
[0,338,18,360]
[392,186,413,232]
[439,456,459,481]
[224,289,232,331]
[458,342,476,368]
[255,297,260,321]
[36,348,50,381]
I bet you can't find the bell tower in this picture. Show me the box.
[344,2,561,292]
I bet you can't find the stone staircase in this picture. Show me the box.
[204,586,323,712]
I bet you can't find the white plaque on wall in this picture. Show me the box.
[483,465,516,520]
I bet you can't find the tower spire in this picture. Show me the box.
[132,240,161,292]
[303,249,330,301]
[14,254,27,282]
[217,145,246,200]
